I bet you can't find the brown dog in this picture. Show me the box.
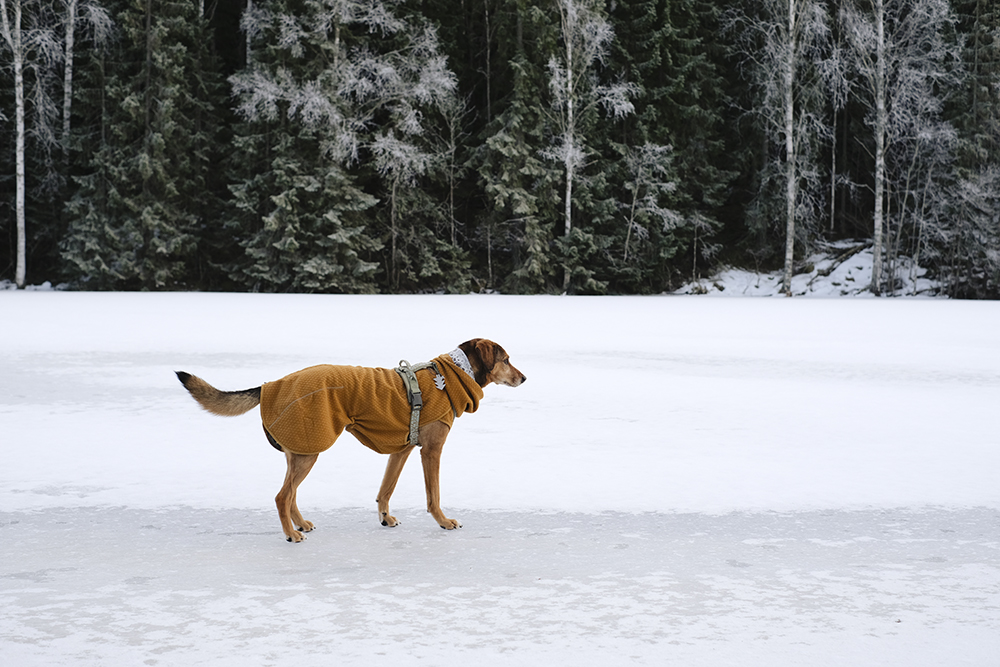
[176,338,525,542]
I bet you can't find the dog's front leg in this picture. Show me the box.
[419,421,461,529]
[376,445,415,527]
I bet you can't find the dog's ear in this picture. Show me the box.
[474,338,497,370]
[459,338,492,387]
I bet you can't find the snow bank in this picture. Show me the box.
[676,242,942,297]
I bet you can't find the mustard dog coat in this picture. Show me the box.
[260,352,484,456]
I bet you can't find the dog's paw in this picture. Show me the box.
[439,518,462,530]
[380,512,401,527]
[285,530,307,543]
[297,520,315,532]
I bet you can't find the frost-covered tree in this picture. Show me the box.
[0,0,63,287]
[478,60,560,293]
[730,0,834,295]
[942,166,1000,296]
[953,0,1000,169]
[232,0,456,165]
[545,0,634,291]
[602,0,731,292]
[228,0,461,293]
[939,0,1000,297]
[59,0,111,163]
[841,0,961,294]
[619,142,680,262]
[371,130,431,287]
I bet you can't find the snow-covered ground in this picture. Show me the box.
[2,288,999,665]
[675,242,941,297]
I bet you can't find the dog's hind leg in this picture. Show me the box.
[276,452,318,543]
[290,487,315,534]
[376,445,416,527]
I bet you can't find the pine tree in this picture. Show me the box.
[223,0,382,293]
[61,0,225,289]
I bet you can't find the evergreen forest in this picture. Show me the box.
[1,0,998,296]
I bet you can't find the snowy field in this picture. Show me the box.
[2,289,1000,666]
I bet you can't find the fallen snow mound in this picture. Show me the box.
[0,279,63,291]
[675,241,943,297]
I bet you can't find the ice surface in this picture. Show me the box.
[3,506,998,666]
[2,290,999,665]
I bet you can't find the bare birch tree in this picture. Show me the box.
[841,0,960,294]
[620,142,681,263]
[1,0,63,287]
[730,0,833,295]
[545,0,634,291]
[370,130,433,287]
[59,0,111,162]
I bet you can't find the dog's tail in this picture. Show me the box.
[175,371,261,417]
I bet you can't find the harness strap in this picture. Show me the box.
[394,359,440,447]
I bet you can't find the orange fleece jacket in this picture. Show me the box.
[259,354,484,456]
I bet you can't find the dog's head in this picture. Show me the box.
[459,338,527,388]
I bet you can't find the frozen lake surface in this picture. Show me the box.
[3,506,999,666]
[2,291,999,665]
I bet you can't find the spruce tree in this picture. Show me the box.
[226,121,381,293]
[953,0,1000,170]
[227,0,461,294]
[476,2,561,293]
[603,0,733,291]
[942,0,1000,297]
[61,0,225,289]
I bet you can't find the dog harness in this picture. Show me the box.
[394,359,437,448]
[259,350,483,456]
[395,348,478,447]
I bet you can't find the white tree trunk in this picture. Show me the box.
[781,0,797,296]
[0,0,26,288]
[830,107,836,233]
[871,0,886,295]
[62,0,77,161]
[246,0,253,65]
[562,151,574,291]
[483,0,492,123]
[561,1,575,292]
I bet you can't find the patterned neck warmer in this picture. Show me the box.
[448,348,476,381]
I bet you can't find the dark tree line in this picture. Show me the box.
[1,0,998,295]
